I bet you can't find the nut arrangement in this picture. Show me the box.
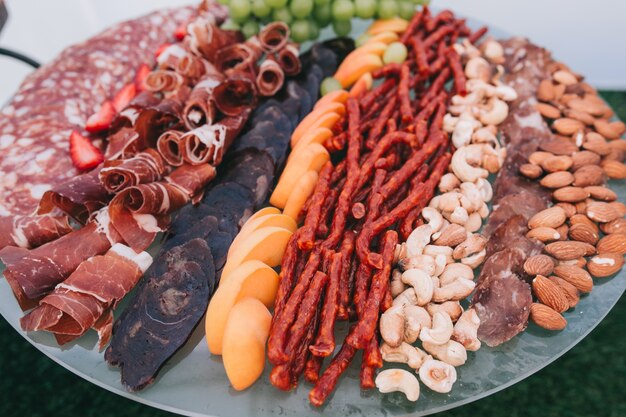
[520,62,626,330]
[376,39,513,401]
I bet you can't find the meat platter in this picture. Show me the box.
[1,2,625,416]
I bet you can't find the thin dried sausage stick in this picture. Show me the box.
[310,253,342,357]
[336,231,356,319]
[298,162,333,250]
[309,341,357,406]
[447,48,467,96]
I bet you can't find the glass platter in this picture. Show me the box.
[1,13,626,417]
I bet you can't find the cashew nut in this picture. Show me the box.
[475,177,493,202]
[422,340,468,367]
[461,249,487,269]
[479,97,509,126]
[494,85,518,101]
[452,117,481,148]
[449,206,469,225]
[471,126,498,147]
[464,56,491,81]
[465,212,483,232]
[431,219,450,241]
[460,182,483,212]
[392,288,418,307]
[438,173,461,193]
[393,243,407,265]
[419,311,453,345]
[406,224,433,258]
[380,342,431,370]
[398,254,436,275]
[419,359,457,393]
[432,278,476,302]
[433,254,448,277]
[423,245,454,264]
[404,305,432,343]
[481,38,504,64]
[450,144,490,182]
[380,305,405,348]
[376,369,421,402]
[390,269,406,298]
[438,191,462,212]
[453,234,487,260]
[426,301,464,322]
[452,308,481,351]
[443,113,458,133]
[422,207,444,234]
[439,263,474,286]
[429,195,441,209]
[401,269,433,306]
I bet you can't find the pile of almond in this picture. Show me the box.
[520,62,626,330]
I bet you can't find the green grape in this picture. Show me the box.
[332,19,352,36]
[273,7,294,24]
[230,0,252,22]
[218,0,229,5]
[355,33,371,47]
[398,0,415,19]
[354,0,376,19]
[266,0,289,8]
[290,0,314,19]
[377,0,399,19]
[314,3,332,26]
[221,19,241,30]
[320,77,343,96]
[383,41,407,64]
[332,0,355,21]
[315,0,331,5]
[308,19,320,39]
[252,0,272,18]
[241,20,260,38]
[291,19,311,42]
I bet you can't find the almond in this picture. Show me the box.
[548,276,580,309]
[553,118,584,136]
[609,201,626,217]
[571,151,601,170]
[563,108,595,126]
[553,83,567,101]
[528,206,567,229]
[587,253,625,278]
[583,186,617,201]
[552,186,590,203]
[600,218,626,235]
[582,132,611,156]
[585,201,621,223]
[555,224,569,241]
[604,148,626,162]
[555,202,577,218]
[569,213,599,233]
[519,163,543,179]
[568,223,599,245]
[594,119,626,140]
[559,257,587,269]
[545,241,590,260]
[601,160,626,179]
[524,254,555,277]
[572,164,606,187]
[434,223,467,247]
[537,80,555,102]
[567,96,607,116]
[540,171,574,189]
[541,155,573,173]
[532,275,570,313]
[609,139,626,152]
[530,303,567,330]
[536,102,561,119]
[575,201,587,214]
[539,137,579,156]
[596,234,626,255]
[528,151,554,166]
[553,70,578,86]
[527,227,561,243]
[553,264,593,292]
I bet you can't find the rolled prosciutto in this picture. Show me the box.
[182,72,225,129]
[0,214,72,249]
[144,70,186,96]
[277,43,301,76]
[213,74,257,116]
[105,128,143,160]
[167,164,217,203]
[258,21,289,53]
[38,167,110,224]
[215,44,257,75]
[99,149,167,194]
[156,130,185,166]
[20,243,152,349]
[0,212,118,310]
[187,16,241,62]
[256,58,285,97]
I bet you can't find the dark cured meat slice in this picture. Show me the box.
[485,215,543,263]
[483,190,548,238]
[220,150,275,208]
[212,74,258,117]
[106,42,351,391]
[104,239,215,391]
[0,219,114,310]
[37,167,110,224]
[0,214,72,249]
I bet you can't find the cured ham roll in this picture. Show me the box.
[213,74,257,116]
[182,72,225,129]
[215,44,257,75]
[277,43,302,76]
[144,70,186,96]
[156,130,185,166]
[99,149,167,193]
[0,214,72,249]
[105,128,143,160]
[20,243,152,349]
[256,58,285,97]
[37,167,110,224]
[180,111,250,166]
[258,22,290,53]
[167,164,217,201]
[187,16,241,62]
[0,213,119,310]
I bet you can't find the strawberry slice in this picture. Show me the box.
[134,63,151,92]
[85,101,115,133]
[112,83,137,112]
[174,23,187,41]
[155,43,171,59]
[69,131,104,171]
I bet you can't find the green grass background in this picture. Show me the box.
[0,92,624,417]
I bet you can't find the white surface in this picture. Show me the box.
[0,0,624,105]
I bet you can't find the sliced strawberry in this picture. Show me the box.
[134,63,151,92]
[69,131,104,171]
[85,101,116,133]
[155,43,171,59]
[174,23,187,41]
[112,83,137,112]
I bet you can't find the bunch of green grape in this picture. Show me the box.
[221,0,430,42]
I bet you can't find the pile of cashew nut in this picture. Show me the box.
[375,38,514,402]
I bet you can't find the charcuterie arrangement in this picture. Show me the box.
[1,0,625,414]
